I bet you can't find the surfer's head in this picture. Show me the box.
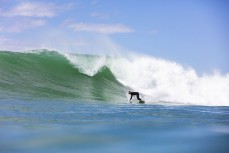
[128,91,131,94]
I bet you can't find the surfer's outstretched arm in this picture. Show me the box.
[129,95,133,100]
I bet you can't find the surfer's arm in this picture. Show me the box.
[129,95,133,100]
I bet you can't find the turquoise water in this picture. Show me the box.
[0,50,229,153]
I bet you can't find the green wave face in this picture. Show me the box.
[0,50,126,102]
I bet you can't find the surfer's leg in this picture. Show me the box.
[136,93,142,100]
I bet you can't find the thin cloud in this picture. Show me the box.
[0,2,74,18]
[67,22,134,34]
[0,19,46,32]
[0,36,28,51]
[91,12,110,19]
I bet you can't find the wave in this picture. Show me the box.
[0,50,126,102]
[0,49,229,106]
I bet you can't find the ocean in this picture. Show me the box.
[0,50,229,153]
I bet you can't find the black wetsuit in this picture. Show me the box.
[129,92,142,101]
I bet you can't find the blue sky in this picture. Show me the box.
[0,0,228,74]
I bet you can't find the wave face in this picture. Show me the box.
[0,50,125,102]
[0,49,229,106]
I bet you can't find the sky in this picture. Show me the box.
[0,0,228,74]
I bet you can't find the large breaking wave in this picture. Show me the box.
[0,49,229,106]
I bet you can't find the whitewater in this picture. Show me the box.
[0,49,229,106]
[64,51,229,106]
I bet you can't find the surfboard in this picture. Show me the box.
[139,100,145,104]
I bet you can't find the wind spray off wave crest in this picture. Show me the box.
[63,53,107,76]
[64,52,229,106]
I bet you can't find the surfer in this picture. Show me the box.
[128,91,142,102]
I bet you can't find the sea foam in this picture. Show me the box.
[64,52,229,106]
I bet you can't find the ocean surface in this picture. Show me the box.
[0,50,229,153]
